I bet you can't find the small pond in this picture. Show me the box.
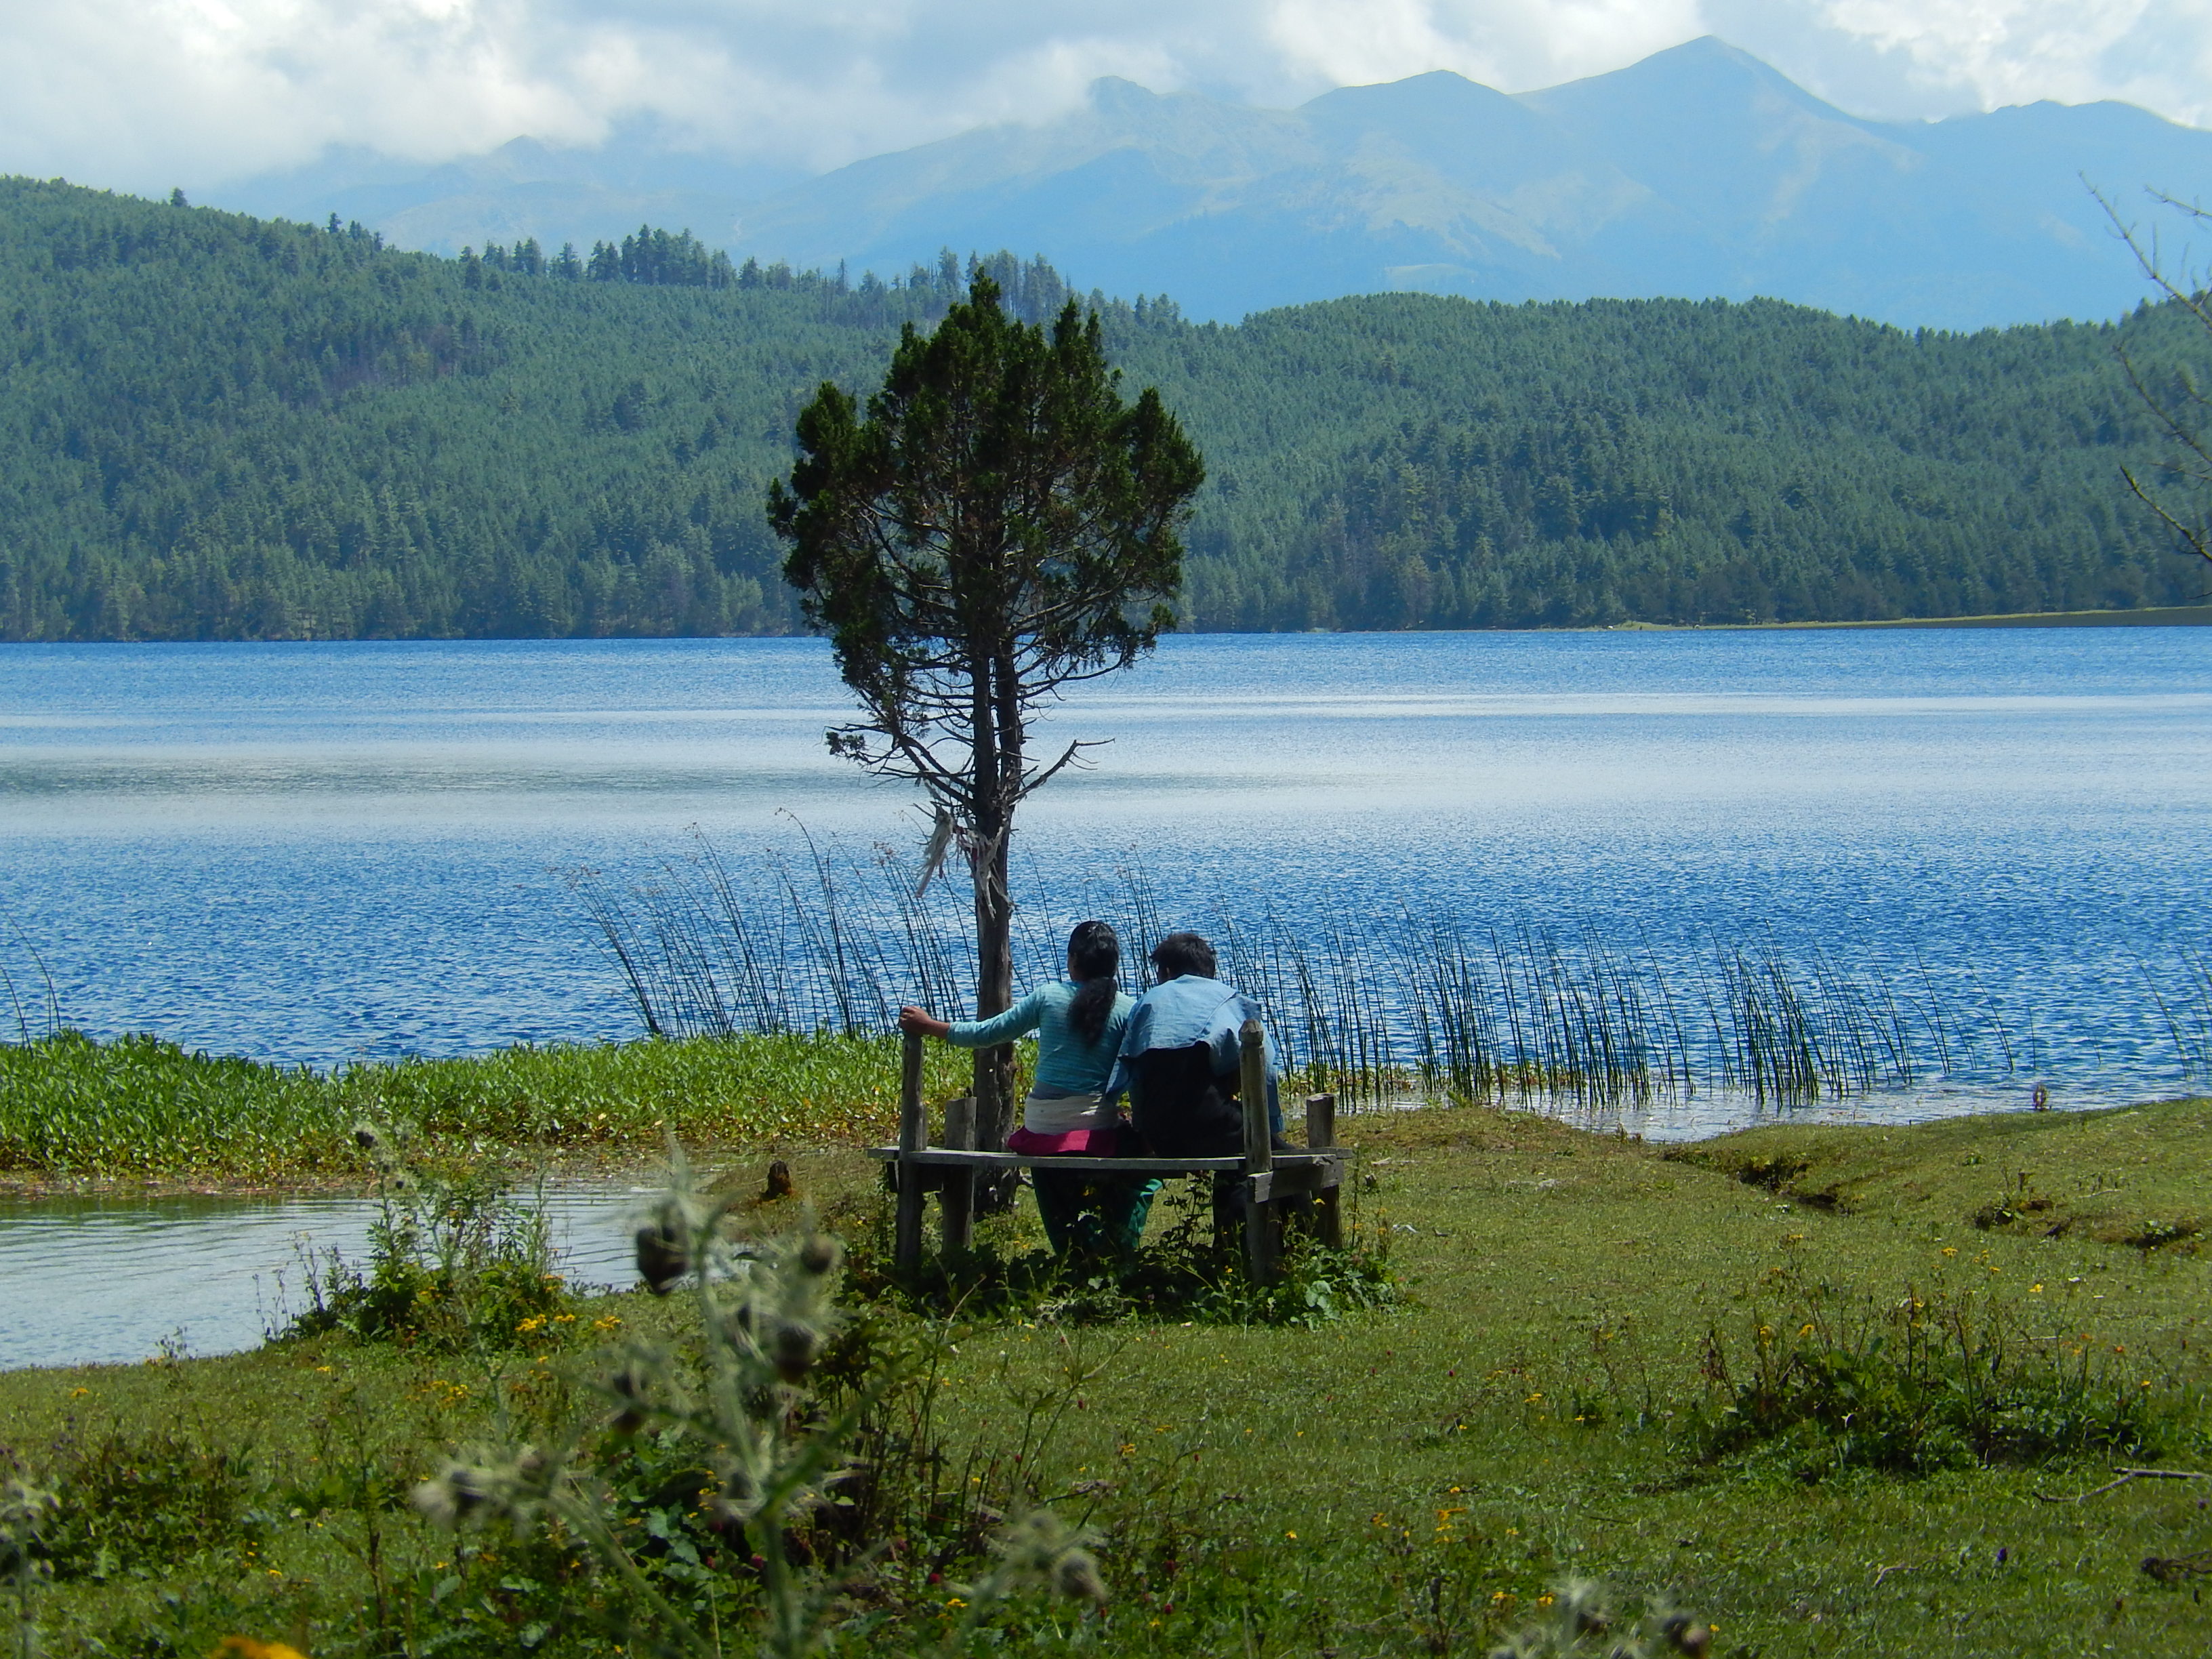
[0,1181,653,1372]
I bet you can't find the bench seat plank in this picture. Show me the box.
[868,1147,1343,1175]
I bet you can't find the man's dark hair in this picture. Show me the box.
[1149,931,1216,981]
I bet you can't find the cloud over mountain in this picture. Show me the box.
[5,1,2211,197]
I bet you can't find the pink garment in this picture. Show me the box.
[1007,1125,1124,1156]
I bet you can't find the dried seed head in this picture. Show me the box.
[606,1363,651,1435]
[634,1222,688,1295]
[989,1509,1108,1604]
[712,1465,761,1525]
[1554,1578,1612,1637]
[798,1235,839,1277]
[1051,1547,1109,1605]
[412,1461,493,1528]
[412,1446,548,1530]
[771,1320,822,1382]
[352,1120,384,1152]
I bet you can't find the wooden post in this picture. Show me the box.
[1240,1019,1277,1284]
[1305,1091,1343,1250]
[895,1030,926,1269]
[941,1095,977,1252]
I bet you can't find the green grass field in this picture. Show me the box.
[3,1090,2207,1656]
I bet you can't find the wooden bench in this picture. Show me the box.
[870,1019,1347,1283]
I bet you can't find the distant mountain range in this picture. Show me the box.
[211,37,2212,330]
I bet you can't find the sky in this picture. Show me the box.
[5,0,2211,195]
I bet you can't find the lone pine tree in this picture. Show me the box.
[771,274,1204,1155]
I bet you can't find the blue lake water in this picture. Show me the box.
[5,627,2211,1366]
[2,628,2209,1109]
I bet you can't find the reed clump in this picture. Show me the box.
[577,836,2030,1118]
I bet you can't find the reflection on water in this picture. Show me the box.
[0,1184,651,1372]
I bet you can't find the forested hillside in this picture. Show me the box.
[1,176,2203,639]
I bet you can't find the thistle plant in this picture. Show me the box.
[0,1475,55,1659]
[413,1146,1105,1657]
[1488,1579,1712,1659]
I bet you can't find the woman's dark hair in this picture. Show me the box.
[1065,920,1121,1046]
[1150,931,1216,980]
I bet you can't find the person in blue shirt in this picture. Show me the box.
[1104,930,1283,1156]
[1103,931,1287,1250]
[898,920,1160,1255]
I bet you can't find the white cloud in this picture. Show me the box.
[2,0,2209,197]
[1719,0,2212,124]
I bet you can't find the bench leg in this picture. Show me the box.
[941,1097,976,1253]
[895,1158,926,1270]
[1315,1183,1343,1251]
[1243,1186,1279,1285]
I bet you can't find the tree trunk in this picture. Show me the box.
[970,830,1016,1188]
[965,640,1020,1212]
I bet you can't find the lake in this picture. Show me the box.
[4,626,2210,1364]
[3,628,2207,1101]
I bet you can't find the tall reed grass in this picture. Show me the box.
[572,834,2074,1114]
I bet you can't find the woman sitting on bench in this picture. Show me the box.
[897,920,1161,1255]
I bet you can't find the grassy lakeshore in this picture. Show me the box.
[0,1030,976,1187]
[4,1090,2209,1656]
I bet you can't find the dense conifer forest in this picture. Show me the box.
[1,175,2204,640]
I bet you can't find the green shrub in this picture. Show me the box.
[285,1130,577,1352]
[1692,1271,2169,1477]
[5,1429,260,1582]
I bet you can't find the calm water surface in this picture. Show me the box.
[3,630,2209,1364]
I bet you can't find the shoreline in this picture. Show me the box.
[5,1088,2203,1202]
[1611,602,2212,632]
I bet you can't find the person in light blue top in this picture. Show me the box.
[1103,930,1287,1251]
[1103,930,1283,1149]
[899,920,1160,1254]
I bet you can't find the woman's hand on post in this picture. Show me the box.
[899,1006,949,1039]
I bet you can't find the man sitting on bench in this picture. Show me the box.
[1105,932,1285,1244]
